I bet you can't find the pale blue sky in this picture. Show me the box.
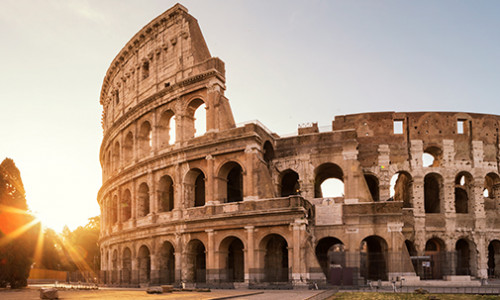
[1,0,499,231]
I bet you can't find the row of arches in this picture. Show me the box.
[103,99,207,178]
[103,162,244,227]
[314,235,500,283]
[105,233,289,284]
[405,238,500,279]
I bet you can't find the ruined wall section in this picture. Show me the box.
[333,111,500,170]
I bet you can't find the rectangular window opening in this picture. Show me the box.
[393,120,404,134]
[457,120,465,134]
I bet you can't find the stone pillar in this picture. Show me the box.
[243,144,259,201]
[131,180,137,223]
[378,144,391,201]
[476,235,488,279]
[131,256,139,285]
[148,171,156,215]
[206,229,216,282]
[442,139,454,167]
[291,219,307,286]
[206,84,220,133]
[410,140,423,169]
[205,155,216,204]
[244,226,255,283]
[150,253,159,285]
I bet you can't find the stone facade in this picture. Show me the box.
[98,4,500,287]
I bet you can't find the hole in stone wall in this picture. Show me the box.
[314,163,344,198]
[423,146,442,167]
[457,120,465,134]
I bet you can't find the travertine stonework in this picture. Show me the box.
[98,4,500,287]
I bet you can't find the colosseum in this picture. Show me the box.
[98,4,500,288]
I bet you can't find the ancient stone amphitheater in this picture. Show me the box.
[98,4,500,288]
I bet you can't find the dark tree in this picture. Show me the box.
[0,158,39,288]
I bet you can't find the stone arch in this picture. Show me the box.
[122,247,132,284]
[488,240,500,278]
[159,109,176,147]
[455,238,476,276]
[123,131,134,164]
[314,163,344,198]
[455,171,473,214]
[360,235,388,281]
[185,168,206,207]
[280,169,300,197]
[185,239,206,283]
[111,195,118,224]
[390,171,413,207]
[121,189,132,221]
[424,173,443,213]
[138,121,152,157]
[259,234,289,282]
[138,245,151,283]
[484,173,500,210]
[113,141,120,171]
[219,236,245,282]
[424,237,446,279]
[364,173,379,202]
[159,241,175,284]
[137,182,150,217]
[263,141,274,165]
[186,98,206,138]
[112,249,118,284]
[158,175,174,212]
[315,237,344,281]
[217,161,244,203]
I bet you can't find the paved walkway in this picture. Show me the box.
[0,287,324,300]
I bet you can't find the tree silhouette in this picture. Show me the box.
[0,158,39,288]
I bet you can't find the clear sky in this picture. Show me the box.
[1,0,499,232]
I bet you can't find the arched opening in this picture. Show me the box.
[158,110,175,148]
[111,196,118,224]
[121,189,132,221]
[315,237,344,283]
[423,146,442,167]
[390,172,413,207]
[138,245,151,284]
[484,173,500,210]
[261,234,288,282]
[280,170,300,197]
[219,237,244,282]
[424,173,443,213]
[137,183,150,217]
[360,236,388,281]
[455,172,472,214]
[122,248,132,284]
[186,239,206,283]
[159,241,175,284]
[123,131,134,164]
[112,250,118,284]
[138,121,152,157]
[456,239,471,275]
[263,141,274,165]
[113,141,120,171]
[159,110,176,147]
[364,174,379,202]
[158,175,174,212]
[187,99,206,138]
[219,162,243,203]
[424,238,446,279]
[488,240,500,278]
[185,169,206,207]
[314,163,344,198]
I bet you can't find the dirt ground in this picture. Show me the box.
[0,287,321,300]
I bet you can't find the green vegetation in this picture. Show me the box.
[327,292,500,300]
